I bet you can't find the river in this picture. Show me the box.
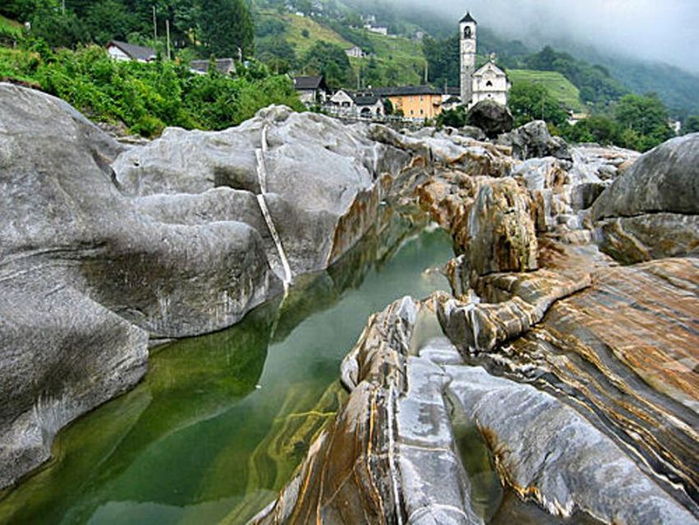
[0,222,456,525]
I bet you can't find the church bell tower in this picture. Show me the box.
[460,11,477,106]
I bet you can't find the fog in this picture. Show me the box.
[390,0,699,73]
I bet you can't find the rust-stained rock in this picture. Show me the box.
[436,269,591,354]
[253,298,485,525]
[439,256,699,516]
[465,179,539,277]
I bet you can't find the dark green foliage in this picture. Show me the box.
[0,45,303,137]
[423,34,459,87]
[509,81,569,127]
[255,17,285,38]
[559,93,675,152]
[256,36,296,73]
[0,0,46,22]
[302,40,351,89]
[684,115,699,134]
[30,8,90,49]
[362,56,381,87]
[84,1,136,45]
[559,115,620,145]
[198,0,254,58]
[613,93,674,151]
[436,106,468,128]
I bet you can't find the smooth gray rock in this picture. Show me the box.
[592,133,699,220]
[0,83,280,488]
[591,134,699,262]
[113,107,397,278]
[497,121,572,161]
[467,100,514,138]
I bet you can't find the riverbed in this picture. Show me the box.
[0,226,455,525]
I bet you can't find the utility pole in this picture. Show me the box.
[152,6,157,42]
[424,60,428,84]
[166,19,171,60]
[62,0,65,16]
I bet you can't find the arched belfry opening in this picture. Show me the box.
[464,26,472,39]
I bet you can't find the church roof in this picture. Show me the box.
[474,61,507,78]
[460,12,477,24]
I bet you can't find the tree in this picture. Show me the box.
[303,41,351,89]
[423,34,459,88]
[256,37,296,73]
[437,106,468,128]
[295,0,312,15]
[683,115,699,135]
[615,93,673,150]
[561,115,619,145]
[508,82,569,127]
[85,1,136,45]
[197,0,254,59]
[30,6,90,48]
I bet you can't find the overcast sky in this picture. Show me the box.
[404,0,699,73]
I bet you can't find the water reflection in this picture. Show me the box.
[0,212,455,525]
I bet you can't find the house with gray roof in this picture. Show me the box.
[106,41,156,63]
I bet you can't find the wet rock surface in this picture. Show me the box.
[256,128,699,524]
[2,81,698,524]
[0,86,415,489]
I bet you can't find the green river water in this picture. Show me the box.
[0,224,462,525]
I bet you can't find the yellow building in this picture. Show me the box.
[373,86,444,120]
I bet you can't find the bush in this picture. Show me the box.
[0,44,304,137]
[436,106,467,128]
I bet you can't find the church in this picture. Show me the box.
[460,12,510,107]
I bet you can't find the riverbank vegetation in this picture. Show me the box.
[0,44,302,137]
[0,1,302,137]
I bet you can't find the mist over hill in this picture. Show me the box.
[338,0,699,114]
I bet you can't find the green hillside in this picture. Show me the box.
[255,10,425,87]
[257,10,352,56]
[357,30,425,87]
[509,69,586,113]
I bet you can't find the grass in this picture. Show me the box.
[356,31,426,87]
[257,10,353,57]
[509,69,586,112]
[0,14,23,38]
[255,10,426,88]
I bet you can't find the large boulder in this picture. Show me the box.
[591,134,699,262]
[0,83,283,488]
[0,85,416,489]
[467,99,514,138]
[497,120,572,161]
[113,107,399,277]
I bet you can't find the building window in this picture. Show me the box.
[420,95,424,101]
[464,26,472,39]
[420,109,424,115]
[410,110,414,115]
[486,80,493,87]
